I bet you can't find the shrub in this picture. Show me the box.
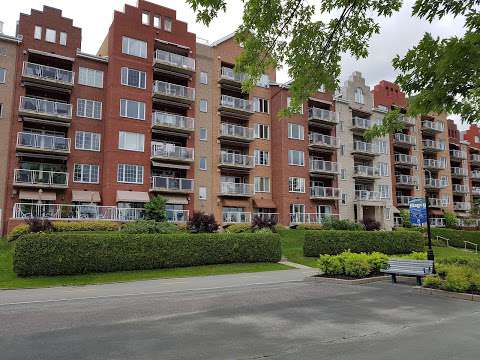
[399,209,411,228]
[7,224,29,242]
[322,218,364,231]
[13,232,282,276]
[273,224,288,232]
[362,218,381,231]
[342,252,371,278]
[317,254,343,276]
[187,212,219,233]
[296,224,323,230]
[25,218,53,233]
[442,269,470,293]
[254,227,273,234]
[120,220,178,234]
[367,252,389,272]
[52,221,119,232]
[251,215,277,231]
[443,211,458,229]
[144,195,167,222]
[225,223,251,233]
[304,230,424,256]
[423,274,442,288]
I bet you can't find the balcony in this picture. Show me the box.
[13,203,144,221]
[219,95,253,117]
[22,62,74,89]
[352,116,375,131]
[352,141,382,156]
[152,111,195,133]
[290,213,339,225]
[399,115,416,126]
[152,80,195,105]
[472,187,480,195]
[396,195,414,206]
[151,143,194,163]
[471,154,480,164]
[422,139,445,152]
[430,218,445,227]
[219,182,253,197]
[354,190,383,202]
[422,120,444,133]
[424,178,448,189]
[310,186,341,200]
[309,159,338,175]
[453,202,471,211]
[451,167,468,178]
[308,107,337,125]
[153,50,195,75]
[16,132,70,155]
[471,170,480,180]
[395,154,418,167]
[150,176,194,193]
[452,184,469,194]
[223,211,252,224]
[353,165,380,179]
[450,149,467,160]
[423,158,446,170]
[219,67,248,87]
[218,151,255,170]
[308,133,338,150]
[13,169,68,188]
[19,96,72,123]
[166,209,190,223]
[252,213,279,223]
[428,198,445,208]
[396,174,418,187]
[394,133,416,147]
[219,123,255,142]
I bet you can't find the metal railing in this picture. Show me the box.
[429,198,445,208]
[152,80,195,101]
[464,241,478,253]
[220,94,252,112]
[152,111,195,131]
[471,154,480,163]
[19,96,72,118]
[452,184,469,193]
[220,67,248,83]
[450,149,467,160]
[309,159,338,173]
[219,123,255,140]
[310,186,341,199]
[430,218,445,227]
[424,177,448,189]
[396,195,413,206]
[453,202,471,211]
[16,132,70,152]
[394,133,416,145]
[252,213,279,223]
[289,213,339,225]
[223,211,252,224]
[353,141,381,155]
[471,170,480,179]
[422,120,444,132]
[166,209,189,223]
[395,153,418,166]
[472,187,480,195]
[151,143,194,161]
[309,133,338,147]
[457,219,480,229]
[423,158,446,169]
[422,139,445,151]
[399,115,416,126]
[436,235,450,247]
[354,190,382,201]
[219,182,253,196]
[352,116,374,129]
[22,61,74,85]
[153,49,195,71]
[354,165,380,177]
[219,151,255,168]
[451,167,468,177]
[396,174,418,186]
[13,169,68,187]
[150,176,194,192]
[308,107,337,123]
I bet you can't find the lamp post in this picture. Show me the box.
[424,193,436,274]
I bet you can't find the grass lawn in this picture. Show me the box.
[0,238,291,289]
[278,229,318,267]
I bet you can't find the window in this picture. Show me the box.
[120,99,145,120]
[384,207,391,221]
[0,48,6,57]
[288,150,304,166]
[45,28,56,43]
[119,131,145,152]
[354,87,364,104]
[78,67,104,88]
[475,136,480,143]
[199,157,207,170]
[200,71,208,85]
[199,187,207,200]
[378,185,390,199]
[378,140,388,154]
[288,123,304,140]
[200,99,208,113]
[164,17,172,31]
[378,162,389,177]
[254,149,269,166]
[288,177,305,193]
[142,12,150,25]
[0,68,5,83]
[34,26,42,40]
[122,36,147,58]
[77,99,102,120]
[121,67,146,89]
[74,164,100,184]
[154,15,161,28]
[199,128,207,141]
[253,97,269,113]
[256,74,270,88]
[254,177,270,193]
[254,124,270,139]
[59,32,67,46]
[75,131,101,151]
[340,145,345,156]
[117,164,144,184]
[341,193,347,205]
[0,103,3,118]
[341,168,347,180]
[287,96,303,114]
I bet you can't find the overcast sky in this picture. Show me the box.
[1,0,467,127]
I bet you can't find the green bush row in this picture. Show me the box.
[424,264,480,294]
[318,251,389,278]
[13,232,282,277]
[430,228,480,248]
[304,230,425,257]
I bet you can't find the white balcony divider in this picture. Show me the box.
[352,116,374,129]
[152,80,195,101]
[423,158,446,169]
[424,177,448,188]
[450,149,467,159]
[451,167,468,177]
[223,211,251,224]
[422,120,444,132]
[19,96,72,118]
[310,186,340,199]
[354,190,382,201]
[150,176,194,192]
[309,133,337,147]
[219,182,253,196]
[22,61,74,84]
[153,50,195,71]
[309,159,338,173]
[354,165,380,177]
[220,94,252,112]
[220,123,255,140]
[152,111,195,131]
[308,107,337,123]
[151,142,194,161]
[396,174,418,186]
[422,139,446,151]
[166,209,189,223]
[220,67,248,82]
[395,153,418,166]
[14,169,68,187]
[219,151,254,168]
[394,133,416,145]
[289,213,339,225]
[353,141,380,154]
[452,184,469,193]
[16,132,70,152]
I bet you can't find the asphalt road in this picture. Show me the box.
[0,270,479,360]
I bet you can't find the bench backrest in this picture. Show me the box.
[386,259,434,274]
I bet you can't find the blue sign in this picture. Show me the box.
[409,198,427,226]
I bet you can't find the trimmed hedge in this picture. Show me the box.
[430,228,480,248]
[13,232,282,276]
[304,230,424,256]
[52,221,119,232]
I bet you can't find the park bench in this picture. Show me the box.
[381,259,434,286]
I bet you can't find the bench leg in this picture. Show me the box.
[416,276,422,286]
[391,274,397,284]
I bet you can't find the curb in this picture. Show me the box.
[305,275,389,285]
[415,286,480,302]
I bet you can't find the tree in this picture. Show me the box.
[443,210,458,229]
[144,195,167,222]
[187,0,479,125]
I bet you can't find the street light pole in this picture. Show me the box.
[425,194,435,274]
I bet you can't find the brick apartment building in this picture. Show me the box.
[0,0,479,234]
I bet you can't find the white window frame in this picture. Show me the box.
[0,103,4,118]
[153,15,161,28]
[254,176,270,193]
[122,36,147,58]
[121,67,146,89]
[341,193,347,205]
[34,26,42,40]
[120,99,145,120]
[59,32,67,46]
[73,164,100,184]
[118,131,145,152]
[164,17,172,32]
[253,97,269,113]
[0,68,6,83]
[75,131,101,152]
[288,123,304,140]
[199,128,208,141]
[78,67,104,88]
[117,164,144,184]
[199,157,207,170]
[77,98,102,120]
[200,71,208,85]
[355,87,365,104]
[288,177,305,193]
[254,149,270,166]
[378,185,391,199]
[142,11,150,25]
[199,186,207,200]
[200,99,208,113]
[45,28,56,43]
[341,168,347,180]
[254,124,270,140]
[288,150,305,166]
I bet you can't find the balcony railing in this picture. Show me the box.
[422,120,444,132]
[16,132,70,153]
[396,174,418,186]
[153,50,195,72]
[452,184,469,193]
[422,139,445,151]
[252,213,279,223]
[289,213,339,225]
[397,195,414,206]
[19,96,72,120]
[13,203,143,221]
[150,176,194,193]
[308,107,337,124]
[429,198,446,208]
[223,211,252,224]
[451,167,468,177]
[430,218,445,227]
[424,177,448,189]
[395,153,418,166]
[152,80,195,102]
[353,165,380,177]
[471,154,480,163]
[453,202,471,211]
[13,169,68,187]
[220,95,252,113]
[309,133,338,148]
[219,182,253,196]
[220,67,248,83]
[353,141,382,155]
[423,158,446,169]
[457,218,480,228]
[219,123,255,141]
[352,116,374,130]
[219,151,255,168]
[394,133,416,146]
[166,209,189,223]
[310,186,341,199]
[354,190,383,202]
[151,143,194,162]
[22,62,74,85]
[450,149,467,160]
[471,170,480,179]
[399,115,416,126]
[309,159,338,174]
[152,111,195,132]
[472,187,480,195]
